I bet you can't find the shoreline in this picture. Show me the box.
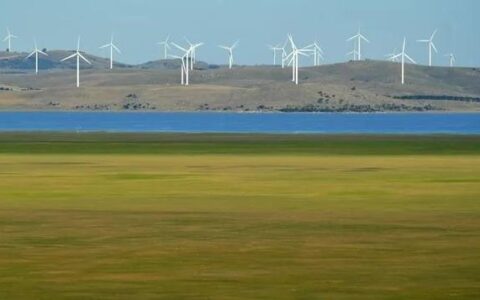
[1,109,480,114]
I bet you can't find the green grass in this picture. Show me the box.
[0,134,479,299]
[1,133,480,155]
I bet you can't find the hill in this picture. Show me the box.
[0,51,479,112]
[0,50,134,71]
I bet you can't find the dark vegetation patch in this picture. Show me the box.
[279,103,439,113]
[392,95,480,102]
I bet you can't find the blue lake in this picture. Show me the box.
[0,112,479,134]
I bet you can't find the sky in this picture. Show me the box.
[0,0,479,67]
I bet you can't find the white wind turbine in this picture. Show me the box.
[445,53,456,67]
[185,37,204,70]
[61,37,92,88]
[171,42,193,85]
[305,41,324,66]
[3,28,18,52]
[26,39,48,74]
[157,35,171,60]
[284,34,310,85]
[219,41,239,69]
[99,35,121,70]
[391,37,416,85]
[417,30,438,67]
[347,29,369,61]
[268,44,282,65]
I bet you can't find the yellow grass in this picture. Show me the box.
[1,152,479,299]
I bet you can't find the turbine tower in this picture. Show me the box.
[99,35,121,70]
[170,54,188,85]
[391,38,416,85]
[219,41,239,69]
[61,37,92,88]
[417,30,438,67]
[445,53,456,67]
[157,35,171,60]
[347,29,369,61]
[3,28,18,52]
[26,39,48,74]
[171,42,192,86]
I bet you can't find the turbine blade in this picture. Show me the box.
[61,53,77,62]
[405,53,416,64]
[361,35,370,43]
[431,43,438,53]
[285,51,294,61]
[391,53,402,59]
[99,44,110,49]
[26,51,36,59]
[112,44,121,53]
[347,35,357,42]
[171,42,187,52]
[78,52,91,64]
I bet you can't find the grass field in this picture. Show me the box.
[0,134,479,299]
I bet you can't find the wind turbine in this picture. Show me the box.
[171,42,192,85]
[157,35,171,60]
[445,53,456,67]
[219,41,239,69]
[268,44,282,65]
[305,41,324,66]
[25,39,48,74]
[347,28,369,61]
[417,30,438,66]
[3,28,18,52]
[61,37,92,88]
[284,34,310,85]
[184,37,204,70]
[99,35,121,70]
[391,38,416,85]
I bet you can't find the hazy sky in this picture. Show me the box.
[1,0,478,67]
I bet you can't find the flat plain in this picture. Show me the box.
[0,134,479,299]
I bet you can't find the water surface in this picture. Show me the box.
[0,112,479,134]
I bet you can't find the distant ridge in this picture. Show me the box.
[0,51,216,72]
[0,55,479,112]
